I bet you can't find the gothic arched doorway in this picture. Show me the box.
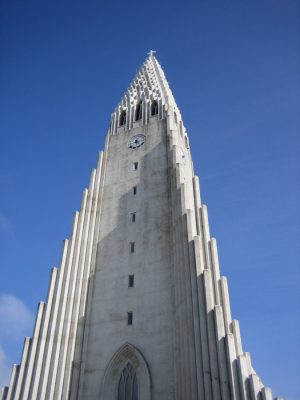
[100,343,151,400]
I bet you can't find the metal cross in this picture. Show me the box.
[148,50,156,57]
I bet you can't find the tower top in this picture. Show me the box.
[109,52,184,134]
[147,49,156,57]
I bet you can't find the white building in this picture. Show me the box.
[0,52,279,400]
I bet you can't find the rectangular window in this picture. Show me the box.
[133,162,138,170]
[130,242,135,253]
[133,186,137,195]
[185,135,189,149]
[131,212,136,222]
[127,311,133,325]
[128,275,134,287]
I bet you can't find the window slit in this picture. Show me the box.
[151,100,158,116]
[119,110,126,126]
[127,312,133,325]
[128,275,134,287]
[135,101,142,121]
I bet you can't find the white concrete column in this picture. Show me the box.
[80,154,103,292]
[5,365,19,400]
[37,239,69,399]
[125,94,130,131]
[13,336,31,399]
[193,235,205,275]
[249,373,263,400]
[77,150,108,398]
[262,387,273,400]
[176,184,195,399]
[169,168,184,400]
[214,305,231,400]
[142,98,147,125]
[220,277,232,333]
[22,302,45,399]
[116,109,120,132]
[0,387,8,400]
[171,164,195,399]
[187,213,205,399]
[231,319,243,356]
[182,208,199,400]
[192,176,202,235]
[29,268,58,399]
[62,171,97,398]
[54,189,88,400]
[237,354,251,400]
[245,352,254,375]
[111,112,116,134]
[225,333,240,400]
[172,171,187,397]
[195,264,213,399]
[199,206,212,275]
[209,239,221,306]
[203,269,222,400]
[158,98,163,120]
[46,211,79,399]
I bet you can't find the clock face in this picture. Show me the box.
[128,134,146,149]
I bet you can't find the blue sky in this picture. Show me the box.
[0,0,299,398]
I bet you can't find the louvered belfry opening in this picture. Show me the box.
[151,100,158,116]
[135,101,142,121]
[119,110,126,126]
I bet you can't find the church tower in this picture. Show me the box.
[1,52,278,400]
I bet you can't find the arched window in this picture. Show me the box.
[135,101,142,121]
[101,342,151,400]
[118,362,138,400]
[119,110,126,126]
[150,100,158,116]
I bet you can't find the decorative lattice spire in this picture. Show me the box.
[109,52,183,134]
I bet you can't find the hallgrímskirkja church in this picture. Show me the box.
[1,53,279,400]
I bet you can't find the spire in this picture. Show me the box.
[110,52,183,134]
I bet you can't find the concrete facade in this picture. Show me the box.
[1,53,279,400]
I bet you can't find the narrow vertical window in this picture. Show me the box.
[127,312,133,325]
[151,100,158,116]
[128,275,134,287]
[174,112,178,125]
[131,212,136,222]
[119,110,126,126]
[130,242,135,253]
[133,162,138,170]
[133,186,137,195]
[135,101,142,121]
[185,135,189,149]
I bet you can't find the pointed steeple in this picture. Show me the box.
[109,52,184,134]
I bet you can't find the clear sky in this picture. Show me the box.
[0,0,299,398]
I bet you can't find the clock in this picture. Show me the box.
[128,134,146,149]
